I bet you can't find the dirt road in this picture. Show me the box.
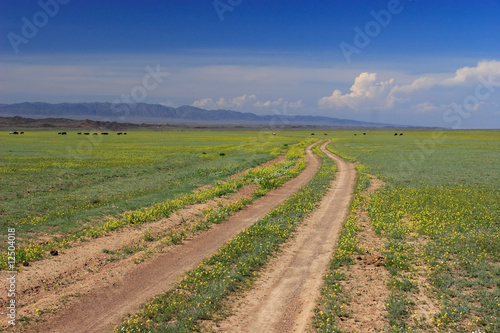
[23,142,322,333]
[216,141,356,332]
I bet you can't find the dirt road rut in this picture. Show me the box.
[216,141,356,332]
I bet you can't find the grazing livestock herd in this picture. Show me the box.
[353,132,403,136]
[7,131,408,138]
[8,131,129,135]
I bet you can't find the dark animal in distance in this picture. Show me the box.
[58,132,67,135]
[9,131,19,134]
[400,133,403,136]
[394,133,398,136]
[77,132,82,135]
[117,132,123,135]
[363,133,366,135]
[101,132,109,135]
[324,133,328,135]
[84,132,90,135]
[93,132,98,135]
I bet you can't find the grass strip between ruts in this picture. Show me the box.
[115,143,336,332]
[312,162,370,333]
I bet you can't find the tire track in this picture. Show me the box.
[216,141,356,333]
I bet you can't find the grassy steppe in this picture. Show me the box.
[2,129,498,332]
[329,130,499,187]
[317,130,499,332]
[0,130,302,243]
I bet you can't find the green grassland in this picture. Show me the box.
[2,129,498,332]
[328,130,499,187]
[317,130,499,332]
[0,130,307,244]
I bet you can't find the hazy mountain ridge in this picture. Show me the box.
[0,102,406,128]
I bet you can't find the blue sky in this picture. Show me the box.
[1,0,499,128]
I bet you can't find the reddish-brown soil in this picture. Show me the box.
[4,142,321,333]
[338,176,440,332]
[337,176,391,333]
[214,142,356,332]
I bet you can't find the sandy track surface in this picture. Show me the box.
[21,142,321,333]
[215,142,356,333]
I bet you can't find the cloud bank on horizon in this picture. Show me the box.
[319,60,500,113]
[190,60,500,129]
[193,94,303,111]
[0,0,499,128]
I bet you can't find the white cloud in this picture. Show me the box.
[287,100,304,108]
[442,60,500,86]
[254,97,303,108]
[392,60,500,96]
[232,94,256,107]
[253,100,273,108]
[193,94,303,110]
[318,72,395,110]
[192,94,256,109]
[389,76,440,95]
[319,60,500,113]
[159,100,176,107]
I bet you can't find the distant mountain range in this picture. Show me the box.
[0,102,409,128]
